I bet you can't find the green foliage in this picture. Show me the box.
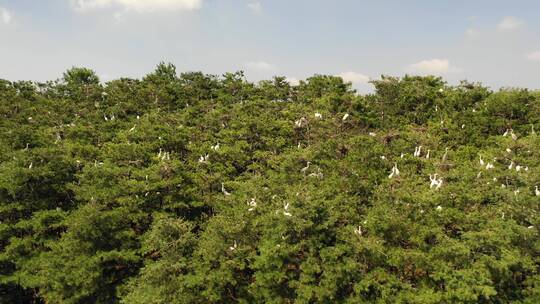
[0,65,539,303]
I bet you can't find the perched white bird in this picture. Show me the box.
[221,183,231,196]
[229,241,237,251]
[369,132,377,137]
[503,129,510,137]
[104,115,109,121]
[211,143,220,151]
[283,202,292,217]
[461,124,465,129]
[247,198,257,211]
[380,155,386,160]
[511,130,518,140]
[342,113,350,121]
[479,156,485,166]
[300,161,311,175]
[436,205,443,211]
[441,147,449,162]
[129,125,136,132]
[425,149,430,159]
[198,154,209,163]
[414,146,423,157]
[28,162,33,169]
[354,225,363,236]
[506,148,512,153]
[535,185,540,197]
[400,153,406,158]
[508,161,514,170]
[429,174,443,190]
[515,165,521,172]
[314,112,323,119]
[531,125,536,135]
[388,163,400,179]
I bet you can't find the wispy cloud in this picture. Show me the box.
[0,7,12,24]
[336,71,370,84]
[71,0,203,13]
[243,61,277,72]
[247,1,262,14]
[407,58,460,75]
[497,16,523,31]
[465,28,480,39]
[525,51,540,62]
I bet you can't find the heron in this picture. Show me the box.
[479,155,485,166]
[388,163,400,179]
[221,183,231,196]
[301,161,311,175]
[129,125,136,132]
[436,205,443,211]
[369,132,377,137]
[315,112,323,119]
[511,129,517,140]
[531,125,536,135]
[485,162,494,170]
[211,143,220,151]
[503,129,510,137]
[506,148,512,153]
[342,113,350,121]
[425,149,431,159]
[283,202,292,217]
[354,225,363,236]
[535,186,539,197]
[508,161,514,170]
[441,147,449,162]
[28,162,33,169]
[229,241,237,251]
[248,198,257,211]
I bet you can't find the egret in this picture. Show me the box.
[400,153,406,158]
[314,112,323,119]
[229,241,237,251]
[425,149,431,159]
[380,155,386,160]
[23,143,29,151]
[511,129,517,140]
[369,132,377,137]
[342,113,350,121]
[503,129,510,137]
[388,163,400,179]
[514,189,520,196]
[300,161,311,175]
[136,115,140,120]
[508,161,514,170]
[436,205,443,211]
[129,125,136,132]
[211,143,220,151]
[461,124,465,129]
[221,183,231,196]
[436,178,443,190]
[354,225,363,236]
[429,174,439,189]
[528,226,534,229]
[248,198,257,211]
[28,162,33,169]
[479,156,485,166]
[476,172,482,179]
[283,202,292,217]
[506,148,512,153]
[531,125,536,135]
[441,147,449,162]
[104,115,108,121]
[515,165,521,172]
[535,186,539,197]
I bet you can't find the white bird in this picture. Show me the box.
[503,129,510,137]
[441,147,449,162]
[414,146,423,157]
[425,149,431,159]
[221,183,231,196]
[531,125,536,135]
[436,205,443,211]
[400,153,406,158]
[511,130,517,140]
[479,156,485,166]
[136,115,140,120]
[283,202,292,217]
[506,148,512,153]
[129,125,136,132]
[354,225,363,236]
[229,241,237,251]
[436,178,443,190]
[314,112,323,119]
[461,124,465,129]
[369,132,377,137]
[300,161,311,175]
[198,154,209,163]
[342,113,350,121]
[515,165,521,172]
[508,161,514,170]
[211,143,220,151]
[28,162,33,169]
[514,189,520,196]
[429,174,438,189]
[104,115,109,121]
[380,155,386,160]
[247,198,257,211]
[388,163,400,179]
[535,186,540,197]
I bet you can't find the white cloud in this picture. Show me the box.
[244,61,277,72]
[497,16,523,31]
[0,7,12,24]
[247,1,262,14]
[336,71,370,84]
[407,58,460,75]
[465,28,480,39]
[525,51,540,61]
[72,0,203,13]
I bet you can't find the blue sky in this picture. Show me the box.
[1,0,540,92]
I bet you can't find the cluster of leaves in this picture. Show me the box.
[0,64,539,303]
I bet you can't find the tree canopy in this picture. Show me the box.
[0,65,539,303]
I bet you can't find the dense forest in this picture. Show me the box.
[0,63,539,303]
